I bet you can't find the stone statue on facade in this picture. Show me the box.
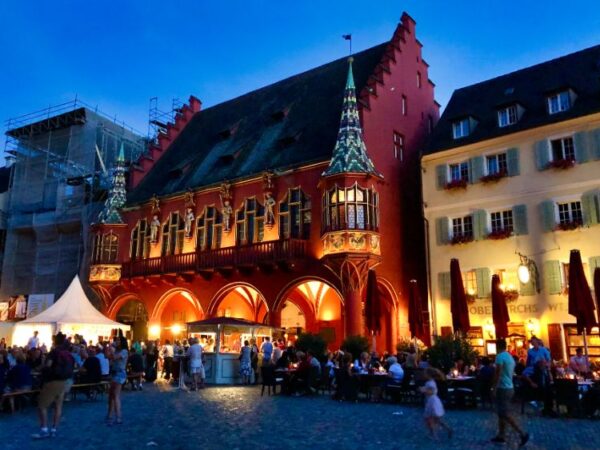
[184,207,195,238]
[150,214,161,243]
[219,181,233,232]
[264,191,276,226]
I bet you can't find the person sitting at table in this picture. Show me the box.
[418,353,430,369]
[353,352,370,374]
[127,351,145,391]
[307,350,322,393]
[4,353,33,412]
[387,356,404,385]
[79,348,101,384]
[522,359,556,417]
[26,348,44,372]
[290,351,312,396]
[569,348,590,376]
[477,357,495,408]
[451,358,470,376]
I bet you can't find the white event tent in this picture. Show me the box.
[12,275,129,347]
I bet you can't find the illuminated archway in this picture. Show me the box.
[371,276,399,354]
[275,278,344,349]
[151,288,204,340]
[116,299,149,342]
[208,283,268,323]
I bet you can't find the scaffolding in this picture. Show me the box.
[2,99,146,299]
[147,97,183,145]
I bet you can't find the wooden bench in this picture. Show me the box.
[69,381,110,400]
[1,389,40,413]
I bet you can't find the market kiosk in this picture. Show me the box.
[187,317,279,384]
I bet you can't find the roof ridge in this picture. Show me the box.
[454,43,600,93]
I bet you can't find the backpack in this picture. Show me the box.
[51,349,75,380]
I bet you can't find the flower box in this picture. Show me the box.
[487,228,513,240]
[465,293,477,304]
[480,170,507,184]
[451,234,474,245]
[557,220,582,231]
[547,158,575,170]
[444,179,468,190]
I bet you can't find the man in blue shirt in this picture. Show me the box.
[491,339,529,447]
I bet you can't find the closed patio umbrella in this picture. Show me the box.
[491,274,510,339]
[450,258,470,334]
[364,270,381,350]
[408,279,426,342]
[594,268,600,315]
[568,250,598,356]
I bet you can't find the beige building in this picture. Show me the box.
[422,44,600,361]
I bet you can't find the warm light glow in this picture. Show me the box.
[321,309,334,321]
[467,288,476,296]
[181,291,194,302]
[518,264,530,284]
[499,284,505,291]
[149,324,161,338]
[171,324,182,335]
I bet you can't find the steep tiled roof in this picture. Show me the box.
[426,44,600,154]
[128,44,388,204]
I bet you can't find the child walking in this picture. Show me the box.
[420,368,453,440]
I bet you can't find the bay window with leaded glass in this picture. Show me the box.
[321,183,378,233]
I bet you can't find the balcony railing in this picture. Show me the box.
[122,239,308,278]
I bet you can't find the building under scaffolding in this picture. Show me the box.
[2,100,146,301]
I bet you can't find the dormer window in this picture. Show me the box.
[547,90,572,114]
[452,118,471,139]
[498,105,518,127]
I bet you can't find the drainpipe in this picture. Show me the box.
[423,216,436,339]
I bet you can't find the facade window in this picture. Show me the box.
[498,105,518,127]
[161,213,185,256]
[280,187,311,239]
[236,198,265,245]
[490,210,513,233]
[401,95,408,116]
[322,184,378,233]
[417,72,422,88]
[557,201,583,226]
[130,219,150,260]
[486,153,507,175]
[550,137,575,161]
[452,118,470,139]
[462,270,478,296]
[548,91,571,114]
[449,162,469,182]
[93,232,119,263]
[495,268,519,291]
[196,206,222,251]
[393,131,404,160]
[451,215,473,240]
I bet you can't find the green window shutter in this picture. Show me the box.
[539,200,556,232]
[592,128,600,160]
[469,156,484,183]
[581,191,600,227]
[574,131,590,163]
[472,209,488,240]
[544,260,563,295]
[534,139,550,170]
[589,256,600,281]
[475,267,491,298]
[512,204,528,235]
[435,217,450,246]
[519,279,536,296]
[435,165,447,190]
[506,148,520,176]
[438,272,451,299]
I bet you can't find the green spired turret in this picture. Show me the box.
[98,143,127,224]
[322,57,382,178]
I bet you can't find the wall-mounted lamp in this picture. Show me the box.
[517,252,540,293]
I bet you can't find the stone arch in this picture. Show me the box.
[373,276,400,353]
[107,292,145,320]
[208,282,269,323]
[274,277,345,348]
[151,287,204,322]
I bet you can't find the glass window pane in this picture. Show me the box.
[348,204,356,229]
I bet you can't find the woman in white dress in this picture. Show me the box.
[420,368,452,440]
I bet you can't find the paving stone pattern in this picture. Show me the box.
[1,383,597,450]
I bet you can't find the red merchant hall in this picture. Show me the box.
[89,13,438,352]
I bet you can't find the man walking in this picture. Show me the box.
[491,338,529,446]
[260,337,273,366]
[32,332,74,439]
[187,338,205,390]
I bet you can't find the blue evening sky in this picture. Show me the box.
[1,1,600,138]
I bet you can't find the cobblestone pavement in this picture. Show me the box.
[1,382,597,450]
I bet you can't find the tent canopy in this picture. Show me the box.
[19,275,126,329]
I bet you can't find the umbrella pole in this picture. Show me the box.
[583,329,589,359]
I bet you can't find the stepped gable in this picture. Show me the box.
[426,44,600,154]
[127,44,389,205]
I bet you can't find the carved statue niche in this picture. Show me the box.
[150,214,161,243]
[184,189,196,208]
[184,207,195,238]
[262,170,276,227]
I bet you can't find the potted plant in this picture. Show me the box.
[341,335,370,360]
[451,233,474,245]
[425,334,478,374]
[557,220,582,231]
[295,332,328,362]
[503,288,519,303]
[480,170,508,183]
[444,179,468,191]
[487,228,513,240]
